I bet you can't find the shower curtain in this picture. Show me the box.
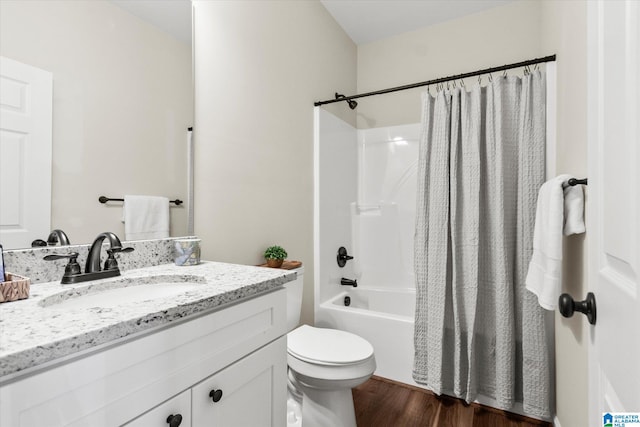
[413,71,551,419]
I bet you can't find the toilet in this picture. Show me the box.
[284,268,376,427]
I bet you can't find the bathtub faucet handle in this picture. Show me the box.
[337,247,354,267]
[341,277,357,287]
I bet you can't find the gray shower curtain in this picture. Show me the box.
[413,71,551,419]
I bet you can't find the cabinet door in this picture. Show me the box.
[125,390,191,427]
[192,336,286,427]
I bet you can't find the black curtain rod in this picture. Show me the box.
[314,54,556,107]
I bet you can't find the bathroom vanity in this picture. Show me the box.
[0,261,294,426]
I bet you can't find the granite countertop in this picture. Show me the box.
[0,261,295,380]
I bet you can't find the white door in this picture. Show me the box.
[0,56,52,249]
[587,1,640,425]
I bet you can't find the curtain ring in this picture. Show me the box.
[488,73,493,82]
[478,75,482,86]
[502,69,508,78]
[460,79,465,88]
[534,63,540,71]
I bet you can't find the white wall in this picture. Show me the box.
[356,0,543,129]
[193,0,356,325]
[0,0,192,244]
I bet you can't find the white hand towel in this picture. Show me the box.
[526,175,570,310]
[563,184,585,236]
[122,195,170,241]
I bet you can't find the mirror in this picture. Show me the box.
[0,0,193,249]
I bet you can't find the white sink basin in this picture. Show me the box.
[40,274,206,310]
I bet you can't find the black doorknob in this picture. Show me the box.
[166,413,182,427]
[209,389,223,402]
[558,292,596,325]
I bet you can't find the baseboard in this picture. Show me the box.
[554,415,562,427]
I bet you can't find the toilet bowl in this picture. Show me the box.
[284,268,376,427]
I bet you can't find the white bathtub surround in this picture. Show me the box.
[0,260,295,379]
[356,124,419,288]
[314,111,422,385]
[313,108,358,309]
[413,72,551,419]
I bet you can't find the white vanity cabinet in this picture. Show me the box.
[0,289,287,427]
[125,337,286,427]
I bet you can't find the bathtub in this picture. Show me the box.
[316,287,549,420]
[315,288,417,387]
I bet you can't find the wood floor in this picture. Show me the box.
[352,376,551,427]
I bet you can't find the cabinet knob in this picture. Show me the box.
[166,413,182,427]
[209,389,223,403]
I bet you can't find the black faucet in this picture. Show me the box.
[32,229,71,247]
[47,229,71,246]
[85,231,132,274]
[44,231,133,284]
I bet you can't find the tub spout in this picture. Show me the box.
[340,278,357,287]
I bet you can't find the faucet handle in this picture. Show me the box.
[44,252,81,276]
[44,252,79,261]
[104,247,134,270]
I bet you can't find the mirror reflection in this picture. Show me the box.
[0,0,193,249]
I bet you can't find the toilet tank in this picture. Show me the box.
[283,267,304,331]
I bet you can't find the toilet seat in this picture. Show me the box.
[287,325,374,366]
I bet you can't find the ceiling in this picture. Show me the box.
[109,0,516,47]
[110,0,192,46]
[320,0,516,45]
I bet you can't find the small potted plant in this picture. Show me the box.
[264,245,287,268]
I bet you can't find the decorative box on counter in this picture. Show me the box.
[0,273,30,303]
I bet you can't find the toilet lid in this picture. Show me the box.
[287,325,374,365]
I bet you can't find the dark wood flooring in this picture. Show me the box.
[352,376,551,427]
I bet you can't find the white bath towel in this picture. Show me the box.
[122,195,170,241]
[526,174,585,310]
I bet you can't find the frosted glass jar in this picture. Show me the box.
[174,238,201,266]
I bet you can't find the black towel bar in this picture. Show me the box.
[99,196,183,206]
[567,178,588,186]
